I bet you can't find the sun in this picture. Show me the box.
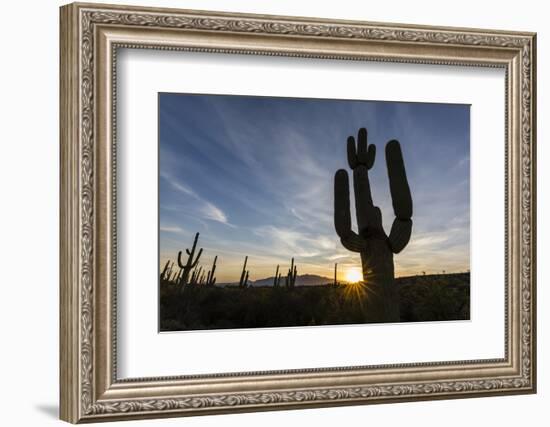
[345,268,363,283]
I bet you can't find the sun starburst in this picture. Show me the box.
[345,268,362,283]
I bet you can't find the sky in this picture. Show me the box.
[159,93,470,283]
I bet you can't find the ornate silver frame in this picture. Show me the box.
[60,2,536,423]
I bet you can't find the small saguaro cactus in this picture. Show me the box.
[334,263,338,287]
[285,258,297,289]
[334,127,413,322]
[168,262,176,280]
[239,256,249,288]
[190,266,202,285]
[175,267,184,285]
[206,256,218,286]
[170,268,179,284]
[273,265,282,287]
[160,260,170,281]
[177,232,203,291]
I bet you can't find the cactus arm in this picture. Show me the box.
[356,128,376,168]
[385,140,413,253]
[334,169,367,252]
[334,169,352,236]
[385,140,412,219]
[388,218,412,254]
[346,137,358,169]
[177,250,185,269]
[191,248,203,268]
[365,144,376,169]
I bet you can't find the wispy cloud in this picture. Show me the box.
[200,202,229,224]
[160,172,232,226]
[160,225,186,234]
[252,225,339,262]
[167,178,195,196]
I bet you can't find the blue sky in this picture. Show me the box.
[159,93,470,282]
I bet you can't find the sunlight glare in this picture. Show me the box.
[345,268,362,283]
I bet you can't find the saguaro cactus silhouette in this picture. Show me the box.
[190,266,202,285]
[285,258,297,289]
[273,265,282,287]
[177,232,203,291]
[239,256,250,288]
[334,127,412,322]
[160,260,170,281]
[205,256,218,286]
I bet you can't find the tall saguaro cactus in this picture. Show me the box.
[334,128,413,322]
[177,232,203,291]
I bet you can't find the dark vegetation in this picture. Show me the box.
[159,272,470,332]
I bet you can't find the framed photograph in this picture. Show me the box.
[60,2,536,423]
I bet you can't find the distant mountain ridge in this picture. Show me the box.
[216,272,470,288]
[219,273,333,287]
[253,273,333,287]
